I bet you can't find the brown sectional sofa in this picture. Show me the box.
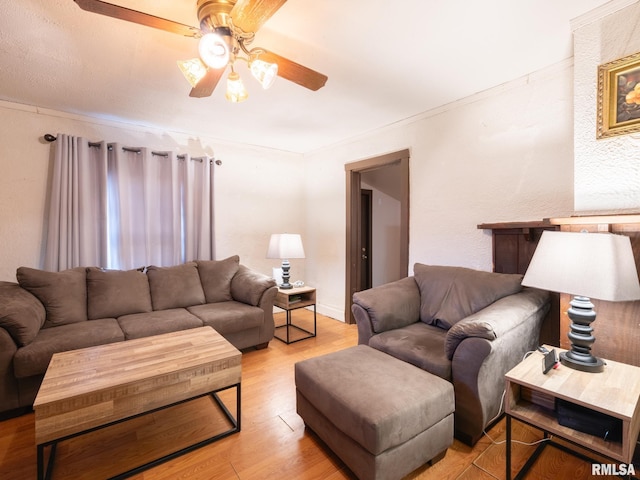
[0,255,277,416]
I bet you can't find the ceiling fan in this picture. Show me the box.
[73,0,328,102]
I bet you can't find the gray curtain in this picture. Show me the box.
[43,135,108,271]
[44,134,215,271]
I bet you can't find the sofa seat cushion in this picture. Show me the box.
[117,309,203,340]
[13,319,124,378]
[187,302,263,335]
[368,322,452,381]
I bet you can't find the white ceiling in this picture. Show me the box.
[0,0,615,153]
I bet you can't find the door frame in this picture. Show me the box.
[344,149,410,324]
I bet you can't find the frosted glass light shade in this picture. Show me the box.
[266,234,305,259]
[522,231,640,301]
[198,32,230,69]
[177,58,208,88]
[225,72,248,103]
[250,59,278,89]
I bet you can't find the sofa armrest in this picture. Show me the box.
[352,276,420,344]
[256,284,278,345]
[448,287,550,445]
[230,265,277,307]
[0,281,46,347]
[0,328,20,413]
[445,287,550,360]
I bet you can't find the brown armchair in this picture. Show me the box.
[351,264,550,445]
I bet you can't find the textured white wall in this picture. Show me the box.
[0,60,584,320]
[574,1,640,212]
[304,64,576,320]
[0,101,304,282]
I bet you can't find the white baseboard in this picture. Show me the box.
[316,303,345,322]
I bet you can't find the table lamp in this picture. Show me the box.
[267,233,305,289]
[522,230,640,372]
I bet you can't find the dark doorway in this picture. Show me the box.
[360,189,373,291]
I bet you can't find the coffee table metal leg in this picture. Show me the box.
[37,441,57,480]
[36,383,240,480]
[110,383,241,480]
[506,415,512,480]
[37,443,43,480]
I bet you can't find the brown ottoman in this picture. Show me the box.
[295,345,454,480]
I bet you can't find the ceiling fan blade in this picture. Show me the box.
[230,0,288,33]
[260,51,327,91]
[189,68,225,98]
[73,0,201,37]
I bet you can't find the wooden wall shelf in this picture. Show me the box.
[478,220,560,346]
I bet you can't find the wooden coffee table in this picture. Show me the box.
[33,326,241,480]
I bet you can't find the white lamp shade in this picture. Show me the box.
[522,231,640,301]
[266,234,305,259]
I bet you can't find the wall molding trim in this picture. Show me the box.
[571,0,639,31]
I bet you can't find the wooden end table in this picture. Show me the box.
[33,327,241,480]
[273,286,316,344]
[505,345,640,480]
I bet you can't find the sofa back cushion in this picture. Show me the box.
[196,255,240,303]
[413,263,523,329]
[146,262,205,310]
[17,267,87,328]
[87,267,153,319]
[0,281,46,346]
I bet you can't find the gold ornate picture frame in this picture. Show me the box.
[597,51,640,139]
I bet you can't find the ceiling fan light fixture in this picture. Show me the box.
[250,58,278,90]
[198,32,230,69]
[177,58,208,88]
[225,71,249,103]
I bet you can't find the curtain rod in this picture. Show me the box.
[43,134,221,164]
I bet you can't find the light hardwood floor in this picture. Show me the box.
[0,311,623,479]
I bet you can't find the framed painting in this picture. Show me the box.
[597,51,640,139]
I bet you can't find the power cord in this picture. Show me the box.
[483,427,552,446]
[482,383,552,447]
